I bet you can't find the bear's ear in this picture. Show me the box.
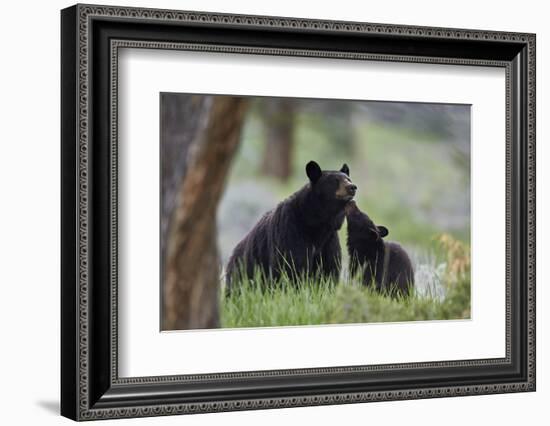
[340,163,350,176]
[377,226,389,238]
[306,161,322,183]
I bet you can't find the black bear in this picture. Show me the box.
[225,161,357,290]
[345,201,414,297]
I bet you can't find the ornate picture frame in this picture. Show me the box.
[61,3,535,421]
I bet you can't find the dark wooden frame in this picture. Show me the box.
[61,3,536,421]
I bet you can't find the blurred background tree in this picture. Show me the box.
[257,98,356,182]
[260,97,295,181]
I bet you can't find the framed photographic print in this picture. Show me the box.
[61,3,536,421]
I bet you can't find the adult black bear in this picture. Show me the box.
[345,201,414,297]
[226,161,357,290]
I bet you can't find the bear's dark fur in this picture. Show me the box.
[345,201,414,297]
[226,161,357,290]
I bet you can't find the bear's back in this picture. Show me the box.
[385,241,414,296]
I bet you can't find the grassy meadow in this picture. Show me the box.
[216,99,471,328]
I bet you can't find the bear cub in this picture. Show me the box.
[226,161,357,291]
[345,201,414,297]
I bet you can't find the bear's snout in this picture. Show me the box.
[346,184,357,196]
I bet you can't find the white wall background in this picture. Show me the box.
[0,0,546,424]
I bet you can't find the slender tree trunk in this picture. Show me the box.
[163,96,248,330]
[326,102,355,155]
[261,98,294,181]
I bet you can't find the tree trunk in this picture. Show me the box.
[163,96,248,330]
[261,98,294,181]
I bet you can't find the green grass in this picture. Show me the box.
[220,235,470,328]
[221,270,470,328]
